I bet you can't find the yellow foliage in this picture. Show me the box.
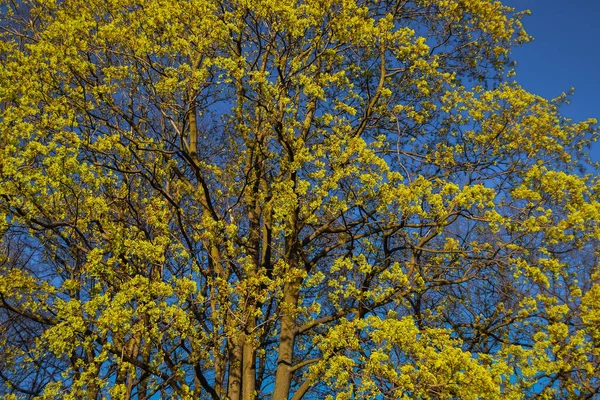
[0,0,599,398]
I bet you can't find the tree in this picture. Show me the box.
[1,0,600,398]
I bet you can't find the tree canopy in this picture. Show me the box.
[1,0,600,399]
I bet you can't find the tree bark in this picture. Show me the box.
[272,244,302,400]
[242,339,256,399]
[227,335,243,400]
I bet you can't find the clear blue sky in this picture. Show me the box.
[504,0,600,163]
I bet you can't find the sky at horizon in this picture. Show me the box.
[503,0,600,163]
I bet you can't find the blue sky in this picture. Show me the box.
[504,0,600,163]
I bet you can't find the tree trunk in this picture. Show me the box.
[242,339,256,399]
[227,336,243,400]
[272,246,302,400]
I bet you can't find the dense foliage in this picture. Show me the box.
[1,0,600,398]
